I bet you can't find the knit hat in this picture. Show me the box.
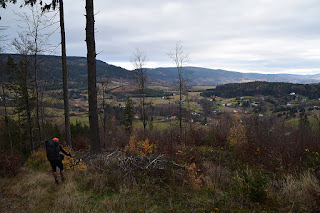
[52,138,59,142]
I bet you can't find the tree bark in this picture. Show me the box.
[34,30,42,143]
[179,69,182,135]
[101,81,107,134]
[131,49,148,133]
[59,0,72,147]
[86,0,101,154]
[22,58,34,152]
[15,90,24,153]
[168,42,188,136]
[2,86,13,154]
[40,89,45,140]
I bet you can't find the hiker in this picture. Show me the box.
[45,138,71,184]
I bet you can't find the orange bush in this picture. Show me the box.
[62,146,87,170]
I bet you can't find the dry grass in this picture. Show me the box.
[2,157,320,212]
[0,167,111,213]
[1,167,53,212]
[281,170,320,206]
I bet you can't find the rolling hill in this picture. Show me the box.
[146,67,320,85]
[2,54,320,87]
[0,54,134,89]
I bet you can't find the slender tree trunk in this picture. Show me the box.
[59,0,72,148]
[40,89,45,140]
[131,49,148,133]
[2,86,13,154]
[168,42,188,137]
[23,60,34,152]
[140,76,145,131]
[101,83,107,149]
[86,0,101,154]
[179,69,182,135]
[34,34,42,143]
[102,84,106,134]
[15,90,24,153]
[142,91,146,131]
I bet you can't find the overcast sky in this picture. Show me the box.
[1,0,320,74]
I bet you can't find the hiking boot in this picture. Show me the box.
[61,175,65,182]
[55,179,59,184]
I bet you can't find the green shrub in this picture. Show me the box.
[243,168,267,203]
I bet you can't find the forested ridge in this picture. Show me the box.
[0,54,134,89]
[202,81,320,99]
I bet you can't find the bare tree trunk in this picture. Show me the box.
[103,88,106,133]
[59,0,72,147]
[99,79,109,135]
[40,89,45,140]
[102,88,106,149]
[2,86,13,154]
[34,32,42,143]
[168,42,189,136]
[100,80,109,149]
[131,49,148,133]
[15,90,24,153]
[142,93,146,131]
[179,72,182,135]
[86,0,101,154]
[23,59,34,152]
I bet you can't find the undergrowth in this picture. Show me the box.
[2,115,320,212]
[2,143,319,212]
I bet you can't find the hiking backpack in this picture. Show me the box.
[45,140,60,161]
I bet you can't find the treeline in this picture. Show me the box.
[201,81,320,99]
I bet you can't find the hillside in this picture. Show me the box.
[2,54,320,88]
[147,67,320,85]
[201,81,320,99]
[0,54,135,89]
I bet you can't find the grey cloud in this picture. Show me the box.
[1,0,320,74]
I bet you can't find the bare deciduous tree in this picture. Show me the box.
[131,48,148,132]
[0,33,13,154]
[99,77,109,135]
[15,5,56,143]
[168,41,189,135]
[11,34,35,151]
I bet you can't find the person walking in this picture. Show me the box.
[45,137,71,184]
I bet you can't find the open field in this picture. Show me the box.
[191,85,216,90]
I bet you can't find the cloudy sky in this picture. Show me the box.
[1,0,320,74]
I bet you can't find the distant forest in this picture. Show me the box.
[201,81,320,99]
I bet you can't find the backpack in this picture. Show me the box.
[45,140,60,161]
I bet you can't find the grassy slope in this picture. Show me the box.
[1,146,320,212]
[0,168,114,212]
[0,167,210,212]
